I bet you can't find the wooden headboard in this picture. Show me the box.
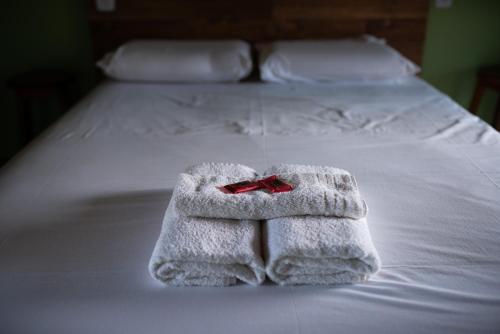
[87,0,429,65]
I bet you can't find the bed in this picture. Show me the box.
[1,1,500,333]
[1,76,500,333]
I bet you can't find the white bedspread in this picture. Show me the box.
[1,78,499,333]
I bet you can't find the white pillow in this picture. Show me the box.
[97,40,252,82]
[259,36,420,83]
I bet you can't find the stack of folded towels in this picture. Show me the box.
[149,163,381,286]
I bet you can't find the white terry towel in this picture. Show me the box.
[264,164,381,285]
[173,172,367,220]
[149,163,265,286]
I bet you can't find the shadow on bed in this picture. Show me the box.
[80,189,173,227]
[0,189,173,276]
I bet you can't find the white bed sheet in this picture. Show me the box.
[1,78,500,333]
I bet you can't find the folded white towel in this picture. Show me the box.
[185,162,258,178]
[265,164,351,176]
[173,172,367,220]
[149,163,265,286]
[264,164,381,285]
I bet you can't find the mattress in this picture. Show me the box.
[0,78,499,333]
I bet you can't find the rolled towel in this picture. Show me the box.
[263,164,381,285]
[149,163,265,286]
[265,216,381,285]
[173,172,367,220]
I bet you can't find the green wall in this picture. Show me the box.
[0,0,94,161]
[1,0,500,162]
[422,0,500,123]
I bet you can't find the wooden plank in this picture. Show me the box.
[272,0,429,20]
[89,0,428,21]
[89,0,271,21]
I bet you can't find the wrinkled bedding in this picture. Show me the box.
[51,79,498,144]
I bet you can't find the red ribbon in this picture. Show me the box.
[219,175,294,194]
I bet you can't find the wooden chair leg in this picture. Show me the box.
[469,80,485,115]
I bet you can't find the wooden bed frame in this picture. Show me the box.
[87,0,429,65]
